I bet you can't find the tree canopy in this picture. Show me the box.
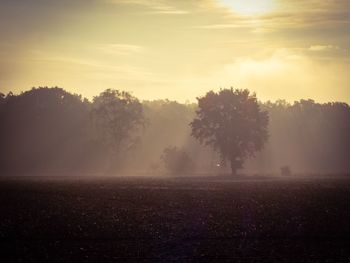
[0,87,91,173]
[191,88,269,175]
[92,89,145,171]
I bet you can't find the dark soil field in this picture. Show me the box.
[1,175,350,262]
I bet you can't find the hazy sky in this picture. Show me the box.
[1,0,350,102]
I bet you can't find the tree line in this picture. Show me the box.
[1,87,350,175]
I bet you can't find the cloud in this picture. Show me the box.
[192,15,259,30]
[105,0,189,14]
[96,44,144,55]
[309,45,340,52]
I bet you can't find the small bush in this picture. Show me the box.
[281,166,292,176]
[161,147,194,174]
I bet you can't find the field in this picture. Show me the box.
[1,175,350,262]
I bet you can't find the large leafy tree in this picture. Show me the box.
[92,89,145,170]
[191,88,269,176]
[0,87,91,172]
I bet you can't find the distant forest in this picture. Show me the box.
[1,87,350,175]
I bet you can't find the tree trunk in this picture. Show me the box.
[230,158,237,176]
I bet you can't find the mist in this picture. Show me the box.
[1,87,349,176]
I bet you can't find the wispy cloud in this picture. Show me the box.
[193,23,250,29]
[26,50,153,79]
[106,0,189,15]
[96,44,144,55]
[309,45,340,52]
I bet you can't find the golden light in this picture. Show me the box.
[218,0,276,15]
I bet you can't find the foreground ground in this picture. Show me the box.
[0,175,349,262]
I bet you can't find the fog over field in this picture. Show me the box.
[1,87,350,176]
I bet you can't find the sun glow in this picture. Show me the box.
[219,0,276,15]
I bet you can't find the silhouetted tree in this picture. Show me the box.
[0,93,5,111]
[161,146,194,174]
[261,99,350,174]
[191,88,269,176]
[0,87,91,173]
[92,89,145,171]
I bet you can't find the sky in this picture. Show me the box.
[0,0,350,103]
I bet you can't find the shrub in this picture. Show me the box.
[161,147,194,174]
